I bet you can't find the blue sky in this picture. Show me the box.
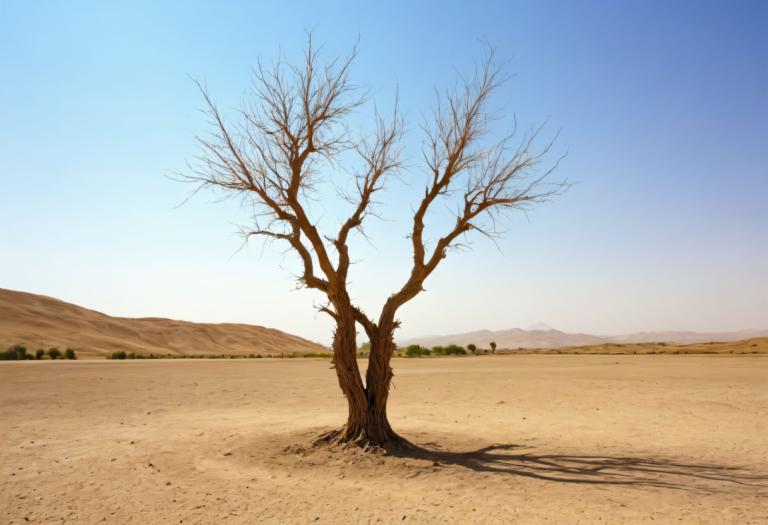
[1,1,766,344]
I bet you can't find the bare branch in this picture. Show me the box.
[336,95,404,281]
[381,49,565,326]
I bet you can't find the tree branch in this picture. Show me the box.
[382,49,565,324]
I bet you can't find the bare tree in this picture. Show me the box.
[186,37,563,449]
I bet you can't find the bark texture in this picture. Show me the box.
[324,315,401,447]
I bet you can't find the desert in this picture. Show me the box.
[3,2,767,523]
[2,355,767,524]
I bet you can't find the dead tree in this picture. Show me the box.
[186,38,563,449]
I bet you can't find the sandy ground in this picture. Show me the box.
[2,355,767,524]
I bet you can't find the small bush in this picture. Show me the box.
[405,344,430,357]
[1,345,28,360]
[467,344,477,354]
[47,347,62,360]
[0,344,29,360]
[110,351,127,360]
[64,348,77,360]
[431,346,445,355]
[35,349,45,360]
[445,344,467,355]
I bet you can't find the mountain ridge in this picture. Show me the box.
[400,326,768,350]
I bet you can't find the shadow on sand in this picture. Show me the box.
[389,442,768,492]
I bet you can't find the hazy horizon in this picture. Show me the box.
[2,1,766,345]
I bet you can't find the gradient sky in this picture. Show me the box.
[2,1,766,345]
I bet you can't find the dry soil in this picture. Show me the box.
[2,355,767,524]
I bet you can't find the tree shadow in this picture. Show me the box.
[389,442,768,493]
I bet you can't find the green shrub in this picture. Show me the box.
[47,347,61,360]
[35,349,45,360]
[0,344,29,360]
[0,345,28,360]
[445,344,467,355]
[64,348,77,360]
[431,345,445,355]
[14,345,28,360]
[467,344,477,354]
[405,344,430,357]
[110,351,127,360]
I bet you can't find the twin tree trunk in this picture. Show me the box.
[327,307,400,447]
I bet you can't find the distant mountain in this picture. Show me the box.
[609,329,768,344]
[400,327,605,350]
[0,288,327,358]
[401,326,768,350]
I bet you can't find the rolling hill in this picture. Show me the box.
[401,326,768,350]
[0,288,327,358]
[400,328,605,350]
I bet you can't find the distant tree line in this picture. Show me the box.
[0,343,500,361]
[106,351,334,359]
[0,345,77,360]
[108,351,272,360]
[403,343,485,357]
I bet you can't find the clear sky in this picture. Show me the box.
[2,1,766,345]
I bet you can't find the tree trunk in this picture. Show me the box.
[325,313,401,448]
[329,310,368,441]
[362,330,399,445]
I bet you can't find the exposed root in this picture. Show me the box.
[310,427,417,456]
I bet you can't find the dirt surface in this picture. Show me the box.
[2,355,767,524]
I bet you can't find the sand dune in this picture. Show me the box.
[0,288,327,358]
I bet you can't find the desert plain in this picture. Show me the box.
[2,354,767,524]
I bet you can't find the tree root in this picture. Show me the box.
[309,427,416,456]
